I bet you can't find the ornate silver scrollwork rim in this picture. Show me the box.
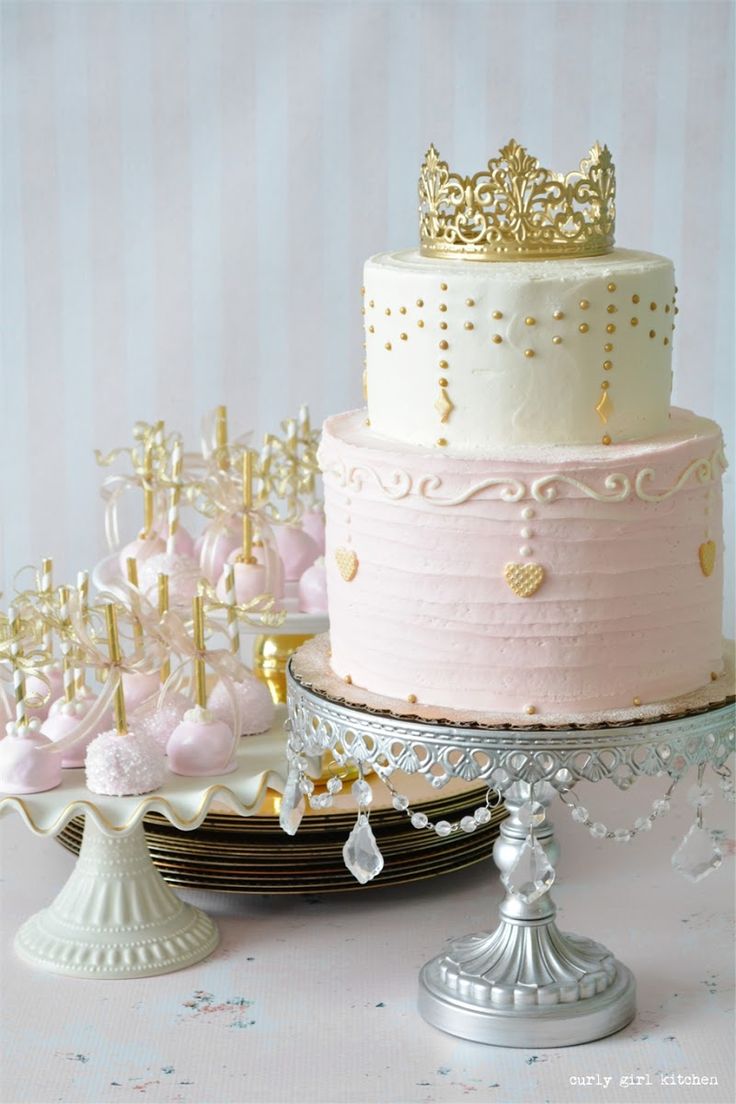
[286,662,735,792]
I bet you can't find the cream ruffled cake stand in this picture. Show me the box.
[285,636,735,1047]
[0,725,287,979]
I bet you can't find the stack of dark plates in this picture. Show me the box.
[57,775,505,893]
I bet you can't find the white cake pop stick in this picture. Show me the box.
[167,440,183,556]
[224,563,240,658]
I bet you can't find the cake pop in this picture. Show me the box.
[273,524,319,582]
[167,596,237,776]
[250,536,285,600]
[298,556,328,613]
[129,574,190,749]
[208,563,276,736]
[24,558,64,720]
[85,604,166,796]
[0,606,62,794]
[119,557,163,711]
[118,437,166,572]
[138,441,202,605]
[215,450,268,603]
[301,508,326,554]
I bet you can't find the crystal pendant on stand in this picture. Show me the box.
[279,771,305,836]
[671,823,723,883]
[343,814,384,885]
[501,833,555,903]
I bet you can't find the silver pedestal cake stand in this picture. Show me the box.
[284,641,734,1048]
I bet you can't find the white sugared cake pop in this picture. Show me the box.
[85,729,166,795]
[167,706,237,776]
[298,556,327,614]
[208,677,275,736]
[118,533,166,574]
[138,552,201,606]
[0,720,62,794]
[132,691,190,750]
[273,524,319,581]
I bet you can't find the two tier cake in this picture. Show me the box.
[318,142,726,719]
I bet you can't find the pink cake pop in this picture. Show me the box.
[208,677,275,736]
[42,693,113,769]
[250,538,285,600]
[298,556,327,614]
[0,720,62,794]
[118,437,166,572]
[0,607,62,794]
[167,705,237,776]
[301,508,326,554]
[273,524,319,582]
[215,450,270,603]
[118,533,166,574]
[84,604,166,796]
[166,595,237,776]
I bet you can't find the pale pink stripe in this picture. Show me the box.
[619,2,660,243]
[420,3,456,150]
[18,3,67,565]
[349,4,390,262]
[85,4,126,447]
[552,3,593,161]
[151,2,193,425]
[486,4,524,142]
[220,2,256,418]
[287,4,325,418]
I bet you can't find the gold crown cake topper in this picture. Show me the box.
[419,140,616,261]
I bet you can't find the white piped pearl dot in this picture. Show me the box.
[519,545,532,557]
[521,506,534,520]
[520,527,532,539]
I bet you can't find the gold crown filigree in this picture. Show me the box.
[419,140,616,261]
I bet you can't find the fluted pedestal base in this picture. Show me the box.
[419,929,636,1048]
[15,817,219,979]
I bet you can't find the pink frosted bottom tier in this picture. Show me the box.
[319,409,726,717]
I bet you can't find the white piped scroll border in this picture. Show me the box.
[321,446,727,508]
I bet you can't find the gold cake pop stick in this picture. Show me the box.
[238,450,255,564]
[75,571,89,694]
[8,605,27,728]
[105,603,127,734]
[125,557,145,654]
[192,594,207,708]
[141,441,155,538]
[215,405,229,472]
[158,573,171,685]
[58,585,74,704]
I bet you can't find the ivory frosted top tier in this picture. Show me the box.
[363,248,676,451]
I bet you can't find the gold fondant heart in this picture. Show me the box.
[504,562,545,598]
[335,547,358,582]
[699,540,716,577]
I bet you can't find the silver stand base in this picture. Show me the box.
[419,938,636,1048]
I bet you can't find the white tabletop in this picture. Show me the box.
[1,775,733,1104]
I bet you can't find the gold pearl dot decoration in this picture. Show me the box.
[416,298,424,308]
[384,342,392,351]
[525,705,537,716]
[602,434,612,445]
[492,310,503,320]
[369,299,374,308]
[440,282,448,291]
[601,380,609,389]
[630,317,638,326]
[360,285,365,294]
[491,334,502,344]
[649,330,655,338]
[345,674,352,685]
[606,304,617,314]
[650,302,657,310]
[606,323,616,334]
[525,316,536,326]
[464,321,474,330]
[603,360,612,370]
[524,349,535,358]
[439,321,447,330]
[438,376,448,387]
[553,310,564,320]
[399,306,407,314]
[407,694,417,704]
[439,340,448,349]
[368,324,375,333]
[664,337,669,345]
[439,359,448,368]
[579,299,590,310]
[385,307,391,315]
[417,319,424,328]
[604,342,613,352]
[711,671,719,681]
[632,294,640,304]
[633,697,641,706]
[607,282,617,292]
[579,323,589,333]
[465,298,475,307]
[400,332,407,341]
[552,336,562,344]
[439,303,447,312]
[437,437,447,447]
[665,304,670,313]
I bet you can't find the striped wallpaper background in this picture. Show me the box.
[1,0,734,628]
